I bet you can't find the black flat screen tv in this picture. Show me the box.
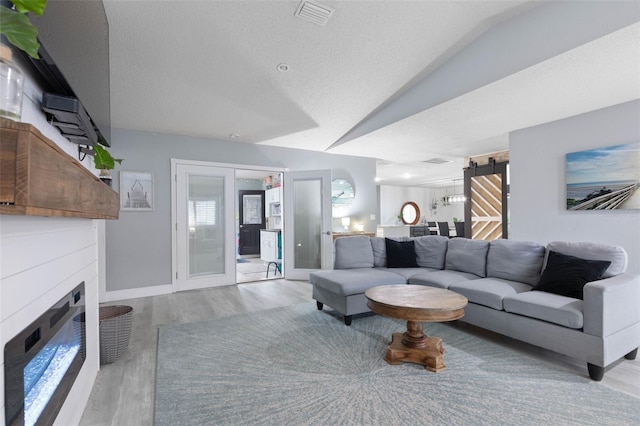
[11,0,111,146]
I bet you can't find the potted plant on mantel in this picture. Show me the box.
[0,0,46,59]
[93,144,123,187]
[0,0,47,121]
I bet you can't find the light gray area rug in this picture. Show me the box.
[155,303,639,425]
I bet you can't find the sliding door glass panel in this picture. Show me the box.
[188,175,225,277]
[293,179,321,269]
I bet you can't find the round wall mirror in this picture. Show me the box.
[332,179,355,206]
[401,202,420,225]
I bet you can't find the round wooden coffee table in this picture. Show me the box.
[365,285,467,372]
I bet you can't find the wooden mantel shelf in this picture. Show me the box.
[0,118,119,219]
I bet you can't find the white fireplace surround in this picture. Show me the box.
[0,70,102,425]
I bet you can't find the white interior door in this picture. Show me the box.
[283,170,333,280]
[173,161,235,290]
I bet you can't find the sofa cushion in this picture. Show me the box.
[504,291,584,329]
[412,235,449,269]
[375,267,436,280]
[533,251,611,299]
[370,237,387,267]
[546,241,627,278]
[449,278,532,311]
[334,236,374,269]
[310,268,407,296]
[445,238,489,277]
[487,239,545,285]
[408,270,480,289]
[385,238,419,268]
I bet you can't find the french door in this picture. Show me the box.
[283,170,333,280]
[172,160,235,290]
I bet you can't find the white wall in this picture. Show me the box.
[378,185,465,226]
[0,218,100,426]
[430,186,466,225]
[510,100,640,274]
[0,67,100,425]
[379,186,433,225]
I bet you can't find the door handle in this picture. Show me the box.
[324,231,331,235]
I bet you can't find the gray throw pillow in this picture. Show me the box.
[445,238,489,277]
[334,236,374,269]
[370,237,386,267]
[412,236,448,269]
[487,239,545,285]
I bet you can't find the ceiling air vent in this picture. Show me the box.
[423,158,452,165]
[295,1,334,26]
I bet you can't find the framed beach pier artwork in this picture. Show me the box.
[120,171,154,211]
[566,142,640,210]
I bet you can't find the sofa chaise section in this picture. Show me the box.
[312,267,406,325]
[310,236,408,325]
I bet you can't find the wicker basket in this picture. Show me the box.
[99,305,133,364]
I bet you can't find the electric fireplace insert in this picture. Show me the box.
[4,282,86,426]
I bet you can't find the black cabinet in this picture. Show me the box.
[410,226,428,237]
[410,225,439,237]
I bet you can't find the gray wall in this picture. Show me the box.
[510,100,640,274]
[106,128,377,292]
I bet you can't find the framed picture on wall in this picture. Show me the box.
[120,171,154,211]
[566,142,640,210]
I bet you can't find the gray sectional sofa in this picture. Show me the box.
[309,235,640,380]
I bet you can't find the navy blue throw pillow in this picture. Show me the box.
[533,251,611,299]
[385,238,418,268]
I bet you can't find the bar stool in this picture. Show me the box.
[266,260,282,277]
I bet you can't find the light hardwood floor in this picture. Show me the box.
[236,256,282,284]
[80,280,639,425]
[80,280,311,426]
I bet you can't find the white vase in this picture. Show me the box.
[99,169,113,187]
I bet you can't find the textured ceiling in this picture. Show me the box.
[332,22,640,186]
[104,1,640,187]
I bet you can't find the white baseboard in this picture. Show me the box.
[104,284,173,302]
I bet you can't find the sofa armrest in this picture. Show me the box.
[583,273,640,337]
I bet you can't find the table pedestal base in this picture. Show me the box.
[383,320,445,372]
